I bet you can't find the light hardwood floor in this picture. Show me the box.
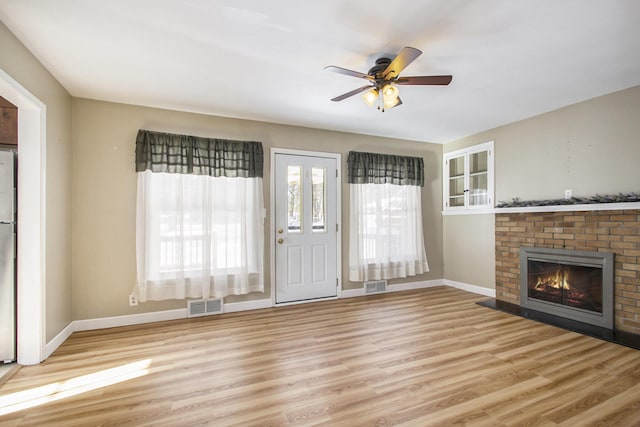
[1,286,640,426]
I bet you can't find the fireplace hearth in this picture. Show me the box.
[520,247,614,329]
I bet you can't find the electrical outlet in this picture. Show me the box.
[129,294,138,306]
[564,189,572,199]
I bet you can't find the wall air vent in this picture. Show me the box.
[364,280,387,294]
[187,299,223,318]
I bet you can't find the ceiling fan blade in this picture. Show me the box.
[396,75,453,85]
[331,85,375,102]
[324,65,373,80]
[383,47,422,80]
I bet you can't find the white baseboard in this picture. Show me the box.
[341,288,365,298]
[341,279,446,298]
[72,298,273,332]
[443,279,496,298]
[389,279,446,291]
[223,298,272,313]
[74,308,187,332]
[44,321,74,359]
[342,278,494,299]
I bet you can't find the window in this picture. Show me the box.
[286,164,327,233]
[311,167,326,232]
[347,151,430,282]
[443,141,494,212]
[287,165,302,233]
[133,130,264,302]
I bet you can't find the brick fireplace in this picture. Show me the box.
[495,209,640,334]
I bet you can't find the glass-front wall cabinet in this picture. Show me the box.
[443,141,494,212]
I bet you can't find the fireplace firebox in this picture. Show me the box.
[520,247,614,329]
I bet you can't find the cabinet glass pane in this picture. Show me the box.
[311,167,326,232]
[287,165,302,233]
[469,151,488,174]
[449,156,465,178]
[469,173,488,206]
[449,176,465,196]
[449,196,465,207]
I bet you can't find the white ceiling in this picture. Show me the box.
[1,0,639,144]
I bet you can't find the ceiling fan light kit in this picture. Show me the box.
[325,46,452,112]
[382,84,400,109]
[362,88,379,106]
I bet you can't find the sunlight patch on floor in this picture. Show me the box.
[0,359,152,416]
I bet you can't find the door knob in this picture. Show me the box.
[277,228,283,234]
[277,238,284,244]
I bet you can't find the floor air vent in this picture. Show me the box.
[365,280,387,294]
[187,299,223,318]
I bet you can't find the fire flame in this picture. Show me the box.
[534,269,571,291]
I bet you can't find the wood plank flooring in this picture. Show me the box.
[1,286,640,426]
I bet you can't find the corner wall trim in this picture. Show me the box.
[443,279,496,298]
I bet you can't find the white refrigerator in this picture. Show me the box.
[0,149,16,363]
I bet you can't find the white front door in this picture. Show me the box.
[274,153,338,304]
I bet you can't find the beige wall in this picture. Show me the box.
[11,9,636,325]
[448,85,640,202]
[5,9,638,343]
[443,85,640,290]
[71,98,444,319]
[443,214,495,288]
[0,22,73,341]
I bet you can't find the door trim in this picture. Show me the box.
[270,148,342,306]
[0,68,46,364]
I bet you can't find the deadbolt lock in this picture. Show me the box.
[277,228,283,234]
[277,238,284,244]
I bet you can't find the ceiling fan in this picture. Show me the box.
[325,46,452,111]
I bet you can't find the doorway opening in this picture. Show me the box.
[0,69,46,365]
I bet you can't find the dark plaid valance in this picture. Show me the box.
[135,129,263,178]
[347,151,424,187]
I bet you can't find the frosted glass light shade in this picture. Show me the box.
[361,88,379,106]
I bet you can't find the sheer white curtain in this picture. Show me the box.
[134,170,264,302]
[349,182,429,282]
